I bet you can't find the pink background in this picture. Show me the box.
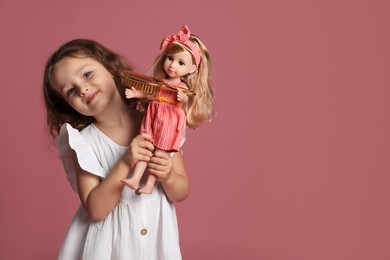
[1,0,389,259]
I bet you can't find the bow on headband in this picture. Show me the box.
[160,25,201,67]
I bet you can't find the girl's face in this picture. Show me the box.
[51,56,120,118]
[163,50,196,80]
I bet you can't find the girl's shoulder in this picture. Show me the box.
[56,123,107,192]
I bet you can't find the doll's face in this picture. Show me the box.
[163,50,197,79]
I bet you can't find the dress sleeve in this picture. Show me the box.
[56,123,106,192]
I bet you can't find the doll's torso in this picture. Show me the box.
[141,80,188,152]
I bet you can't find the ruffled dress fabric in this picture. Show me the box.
[141,81,187,152]
[56,123,183,260]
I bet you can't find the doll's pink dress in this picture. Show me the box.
[56,123,184,260]
[141,80,187,152]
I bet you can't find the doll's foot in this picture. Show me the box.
[120,178,139,190]
[139,184,154,195]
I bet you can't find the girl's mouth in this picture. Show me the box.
[86,91,98,104]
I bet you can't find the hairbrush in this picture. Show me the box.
[120,70,195,96]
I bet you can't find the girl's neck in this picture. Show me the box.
[94,107,140,147]
[92,91,128,126]
[94,102,132,129]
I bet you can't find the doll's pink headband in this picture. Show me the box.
[160,25,201,67]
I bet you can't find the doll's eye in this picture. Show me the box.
[179,61,185,66]
[83,71,92,79]
[167,56,173,61]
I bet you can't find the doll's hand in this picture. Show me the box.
[126,87,150,100]
[177,90,188,104]
[147,150,173,182]
[125,87,137,99]
[123,133,154,168]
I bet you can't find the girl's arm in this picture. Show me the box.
[75,133,154,221]
[148,150,190,202]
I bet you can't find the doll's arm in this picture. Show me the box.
[177,90,189,104]
[125,87,149,99]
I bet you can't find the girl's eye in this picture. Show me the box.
[83,71,92,79]
[179,61,185,66]
[66,88,75,96]
[167,56,173,61]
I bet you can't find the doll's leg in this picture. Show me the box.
[139,174,156,194]
[140,147,166,194]
[121,161,147,190]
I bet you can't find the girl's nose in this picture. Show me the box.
[80,85,89,96]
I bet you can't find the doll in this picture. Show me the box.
[121,25,215,194]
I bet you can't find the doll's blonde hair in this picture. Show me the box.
[151,35,215,129]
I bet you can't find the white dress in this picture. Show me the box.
[56,123,183,260]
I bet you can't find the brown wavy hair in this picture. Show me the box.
[42,39,134,138]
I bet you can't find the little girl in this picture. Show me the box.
[43,39,189,259]
[121,25,215,194]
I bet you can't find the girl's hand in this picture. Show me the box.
[123,133,154,169]
[148,150,173,182]
[135,101,146,112]
[177,90,188,104]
